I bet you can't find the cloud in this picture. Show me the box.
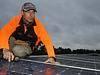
[0,0,100,49]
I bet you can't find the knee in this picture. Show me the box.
[12,45,32,57]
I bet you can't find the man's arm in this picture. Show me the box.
[0,15,21,49]
[0,15,21,62]
[35,17,56,63]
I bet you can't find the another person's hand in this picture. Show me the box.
[3,48,14,62]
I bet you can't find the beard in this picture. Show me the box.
[22,17,35,27]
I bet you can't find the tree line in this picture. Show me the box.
[32,45,100,55]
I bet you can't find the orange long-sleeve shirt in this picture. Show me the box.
[0,14,55,57]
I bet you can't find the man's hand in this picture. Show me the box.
[44,57,56,64]
[3,49,14,62]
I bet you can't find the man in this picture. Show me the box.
[0,2,56,64]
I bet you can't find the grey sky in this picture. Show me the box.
[0,0,100,49]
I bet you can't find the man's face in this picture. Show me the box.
[22,10,35,22]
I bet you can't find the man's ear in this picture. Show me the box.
[21,11,24,15]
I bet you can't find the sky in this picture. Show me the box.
[0,0,100,49]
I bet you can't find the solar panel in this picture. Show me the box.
[0,54,100,75]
